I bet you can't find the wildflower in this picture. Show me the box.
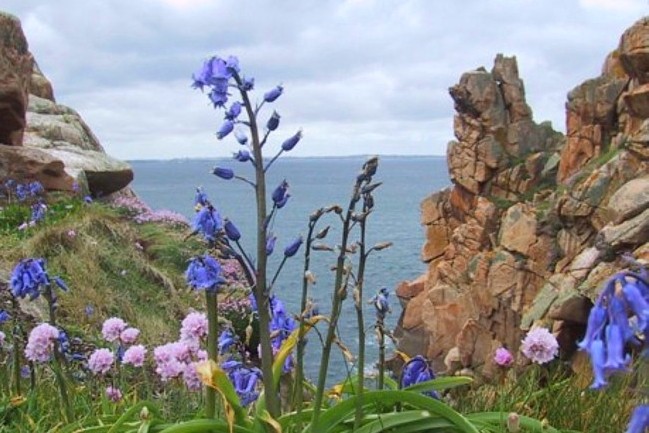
[31,201,47,223]
[10,258,50,300]
[102,317,128,343]
[266,234,277,256]
[626,404,649,433]
[88,348,115,375]
[234,129,248,145]
[284,236,303,257]
[212,167,234,180]
[186,255,226,291]
[216,120,234,139]
[192,205,223,242]
[224,219,241,241]
[183,362,203,391]
[218,329,237,354]
[233,150,252,163]
[507,413,521,433]
[400,355,439,398]
[105,386,123,403]
[28,181,44,196]
[271,180,289,206]
[0,310,10,325]
[0,331,5,347]
[85,305,95,317]
[120,328,140,345]
[494,347,514,367]
[264,85,283,103]
[67,229,76,238]
[241,76,254,91]
[153,341,192,381]
[520,327,558,364]
[225,102,242,120]
[180,312,208,342]
[84,195,93,203]
[266,111,281,131]
[194,187,209,207]
[222,360,262,406]
[122,344,147,367]
[281,130,302,152]
[371,287,390,319]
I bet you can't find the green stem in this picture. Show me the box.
[205,290,219,418]
[11,297,21,396]
[377,319,385,390]
[234,72,280,417]
[353,215,368,430]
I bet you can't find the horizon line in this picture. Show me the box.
[126,153,447,163]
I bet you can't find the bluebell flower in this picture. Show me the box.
[0,310,10,325]
[371,287,390,319]
[225,55,240,74]
[264,85,283,103]
[10,258,50,300]
[31,201,47,223]
[58,328,70,354]
[284,236,303,258]
[54,276,69,292]
[218,329,237,354]
[192,205,223,242]
[234,130,248,145]
[626,404,649,433]
[281,130,302,152]
[194,187,209,207]
[186,255,226,291]
[224,218,241,241]
[266,234,277,256]
[400,355,439,399]
[16,184,28,201]
[209,87,228,108]
[223,361,262,407]
[241,76,254,91]
[266,111,281,131]
[212,167,235,180]
[28,181,44,196]
[217,120,235,139]
[233,150,252,163]
[269,296,296,373]
[85,304,95,317]
[248,292,257,312]
[84,195,93,203]
[20,366,30,379]
[225,102,242,120]
[272,180,289,206]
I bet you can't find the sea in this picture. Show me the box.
[129,155,450,384]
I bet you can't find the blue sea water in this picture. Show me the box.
[129,155,450,384]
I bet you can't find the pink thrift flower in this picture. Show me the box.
[105,386,123,403]
[494,347,514,367]
[120,327,140,345]
[0,331,5,347]
[180,312,208,343]
[183,362,203,391]
[521,327,559,364]
[67,230,76,238]
[88,348,115,375]
[25,323,59,363]
[122,344,147,367]
[102,317,128,342]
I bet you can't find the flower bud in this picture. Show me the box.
[266,111,281,131]
[224,219,241,241]
[281,130,302,152]
[315,226,330,239]
[216,120,234,139]
[506,412,520,433]
[311,243,333,252]
[225,102,242,120]
[212,167,234,180]
[284,236,303,257]
[264,85,283,102]
[234,129,248,145]
[272,180,289,205]
[233,150,252,162]
[372,241,392,251]
[266,235,277,256]
[241,76,254,91]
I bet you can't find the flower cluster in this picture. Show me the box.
[25,323,60,363]
[112,195,188,226]
[221,359,262,407]
[520,327,559,365]
[186,255,226,291]
[493,347,514,367]
[269,296,296,373]
[101,317,140,346]
[88,348,115,375]
[400,355,439,399]
[2,179,44,202]
[9,258,68,300]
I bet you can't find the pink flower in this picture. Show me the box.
[0,331,5,347]
[102,317,128,342]
[494,347,514,367]
[67,229,76,238]
[88,348,115,375]
[183,362,202,391]
[180,312,207,343]
[122,344,147,367]
[153,341,193,381]
[120,327,140,345]
[25,323,59,363]
[521,327,559,364]
[105,386,123,403]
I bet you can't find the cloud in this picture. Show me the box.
[3,0,646,159]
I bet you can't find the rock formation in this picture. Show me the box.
[396,18,649,377]
[0,12,133,196]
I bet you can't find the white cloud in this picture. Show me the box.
[580,0,646,12]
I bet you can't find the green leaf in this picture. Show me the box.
[155,419,256,433]
[467,412,562,433]
[403,376,472,394]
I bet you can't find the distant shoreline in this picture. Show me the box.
[128,154,447,163]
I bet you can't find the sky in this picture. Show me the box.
[5,0,648,160]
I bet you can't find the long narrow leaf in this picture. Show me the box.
[156,419,256,433]
[467,412,562,433]
[403,376,472,393]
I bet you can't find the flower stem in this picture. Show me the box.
[353,210,369,430]
[205,290,219,418]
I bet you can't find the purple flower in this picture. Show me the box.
[183,362,203,391]
[222,360,262,406]
[120,328,140,345]
[10,258,50,300]
[186,255,226,291]
[589,338,608,389]
[265,234,277,256]
[25,323,59,363]
[626,405,649,433]
[281,130,302,152]
[105,386,123,403]
[520,327,558,364]
[494,347,514,367]
[194,187,209,207]
[192,205,223,242]
[30,201,47,223]
[284,236,303,257]
[234,129,248,145]
[28,181,44,196]
[218,329,236,354]
[122,344,147,367]
[224,219,241,241]
[212,167,235,180]
[371,287,390,319]
[180,312,208,342]
[216,120,235,139]
[102,317,128,343]
[241,76,254,91]
[271,180,289,206]
[88,348,115,375]
[400,355,439,399]
[0,310,10,325]
[225,102,242,120]
[233,150,252,163]
[266,111,281,131]
[263,85,283,103]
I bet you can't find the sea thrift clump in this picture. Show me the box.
[0,331,5,347]
[120,327,140,345]
[180,312,208,343]
[494,347,514,367]
[183,362,203,391]
[153,341,194,381]
[88,348,115,375]
[520,327,558,364]
[105,386,123,403]
[122,344,147,367]
[102,317,128,342]
[25,323,59,363]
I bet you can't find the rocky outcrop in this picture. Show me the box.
[396,18,649,377]
[0,13,133,196]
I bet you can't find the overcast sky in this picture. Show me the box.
[5,0,647,160]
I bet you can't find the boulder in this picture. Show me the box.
[0,12,32,146]
[0,144,75,190]
[607,176,649,223]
